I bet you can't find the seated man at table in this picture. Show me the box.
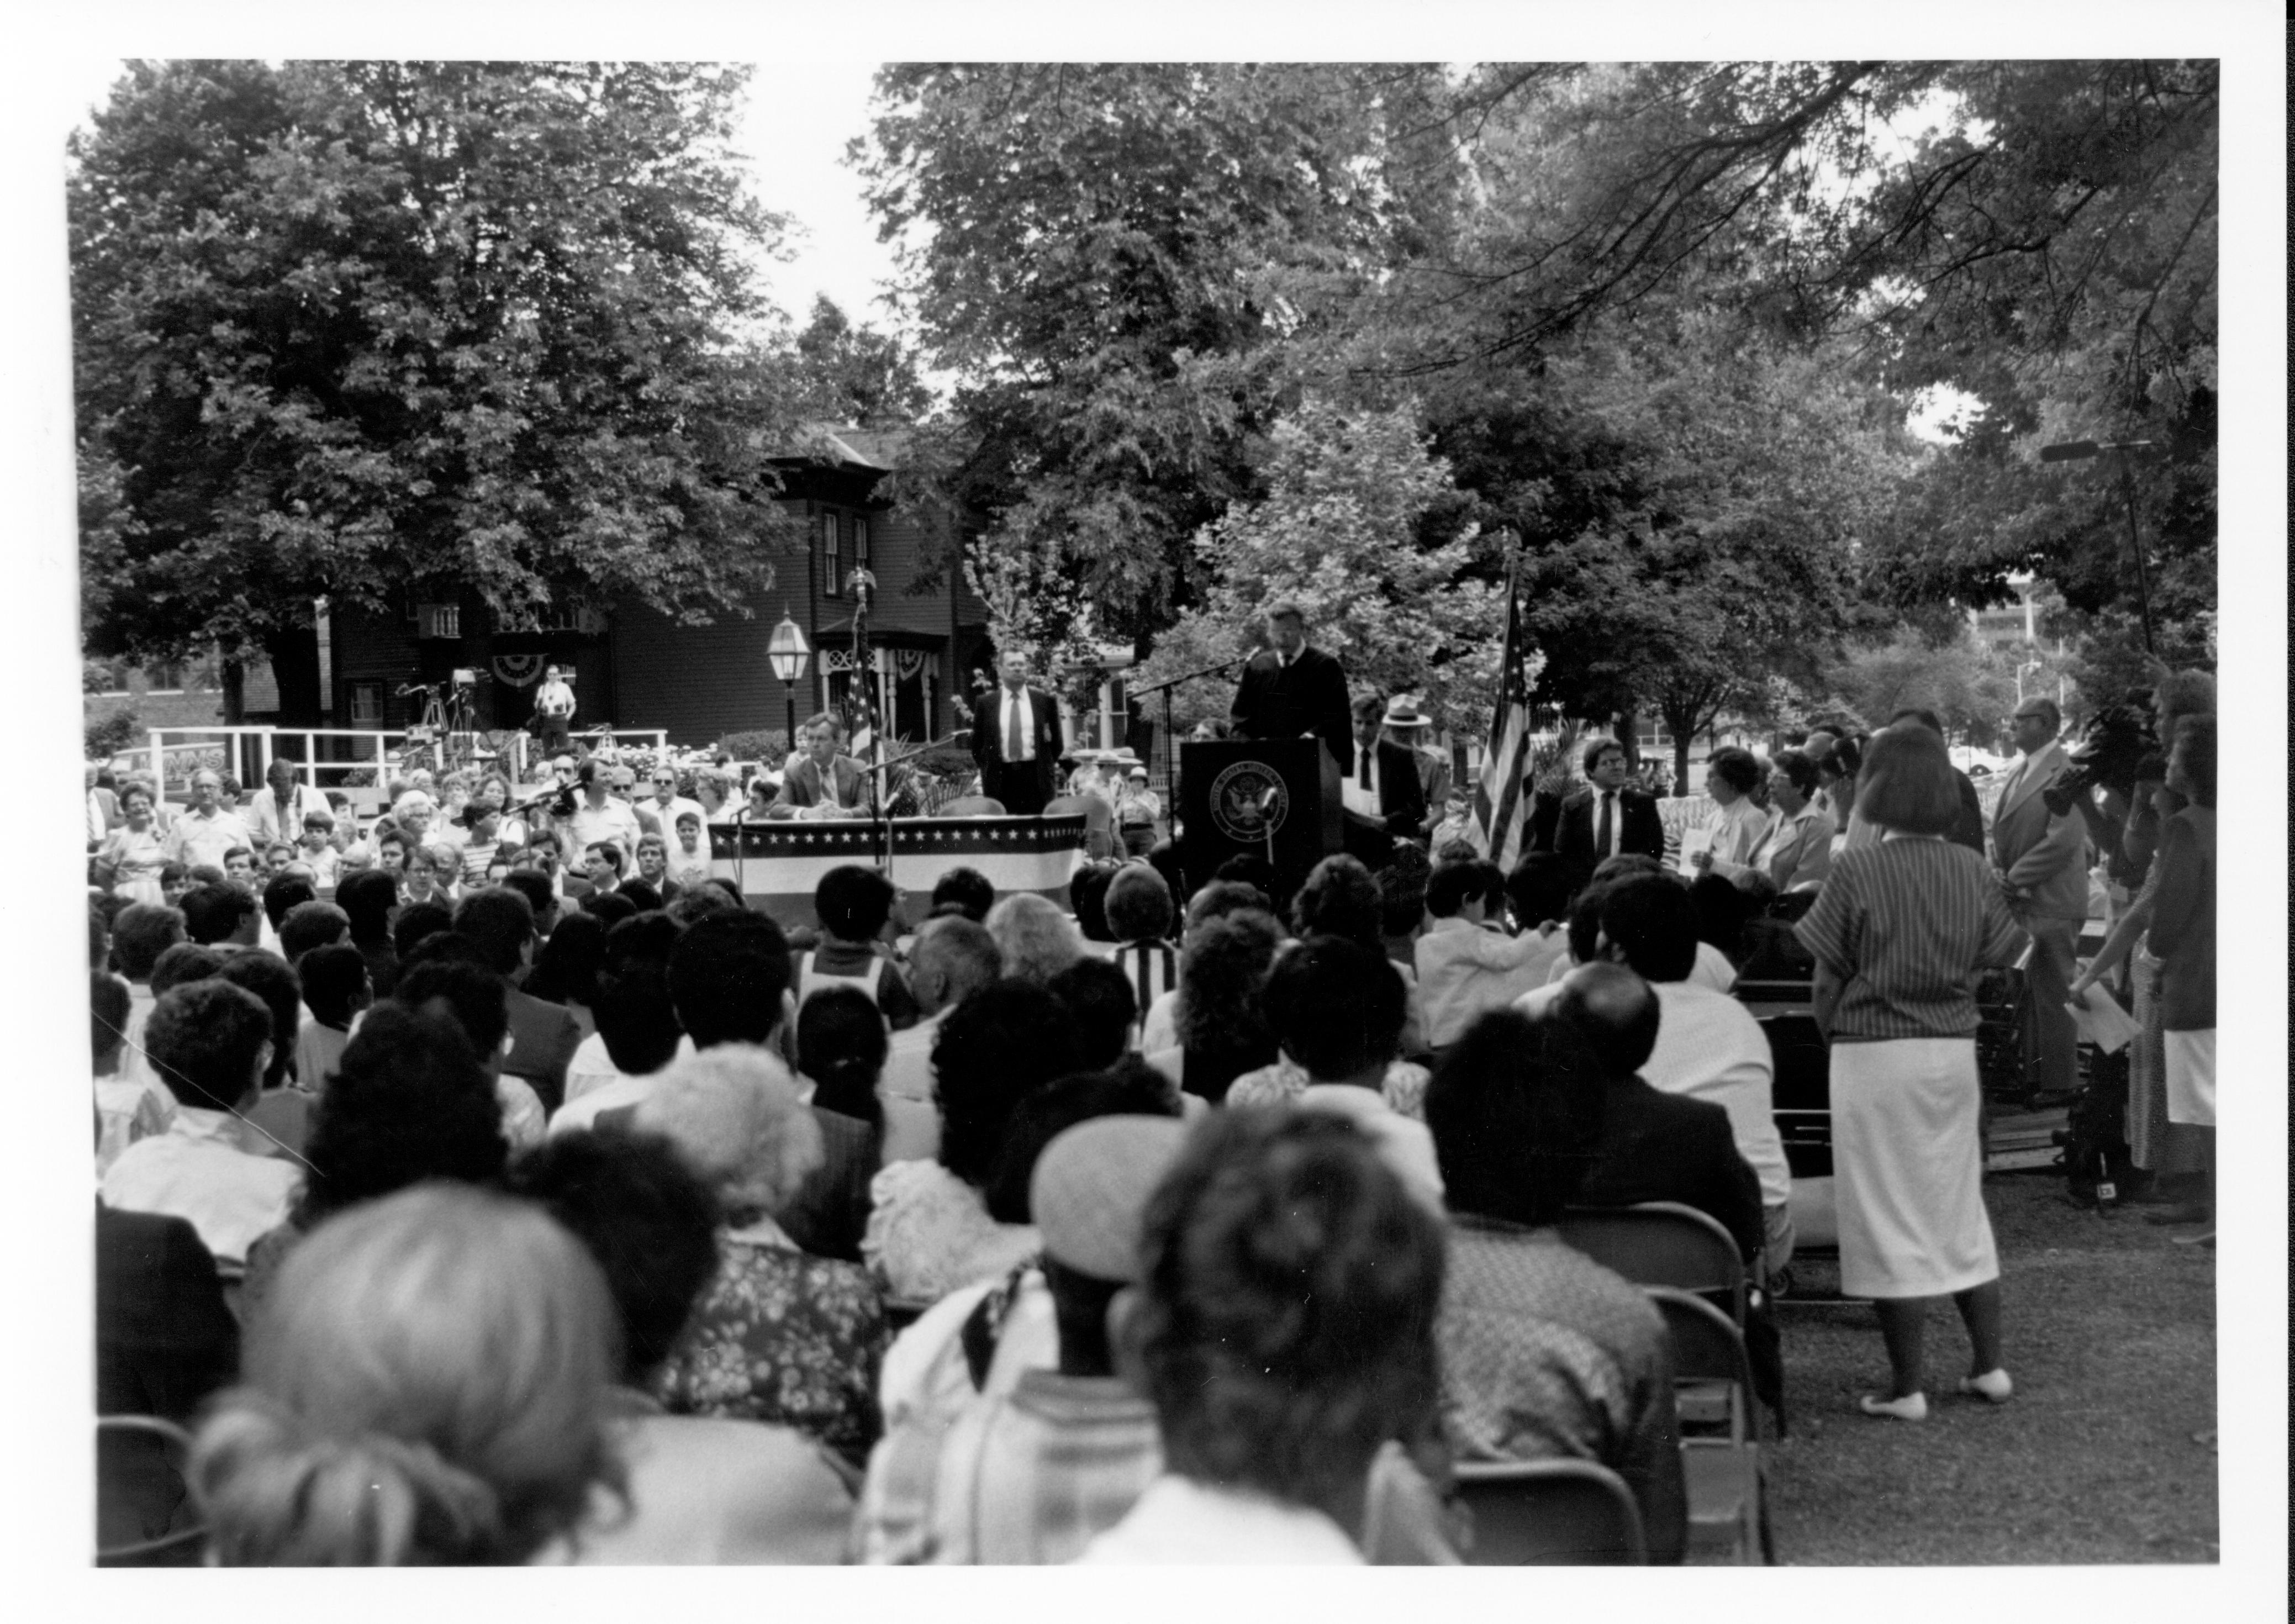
[770,714,873,820]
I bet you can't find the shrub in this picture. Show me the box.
[85,708,142,761]
[715,729,789,764]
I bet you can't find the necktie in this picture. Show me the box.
[1597,791,1614,857]
[1359,752,1371,790]
[1006,692,1025,762]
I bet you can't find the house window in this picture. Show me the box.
[145,662,183,695]
[349,682,384,726]
[417,603,462,640]
[821,512,841,597]
[854,516,871,569]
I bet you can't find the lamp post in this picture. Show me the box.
[766,614,813,758]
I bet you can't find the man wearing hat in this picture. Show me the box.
[1113,759,1162,857]
[1228,600,1354,775]
[1381,698,1453,840]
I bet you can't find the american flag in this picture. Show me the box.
[1472,550,1535,869]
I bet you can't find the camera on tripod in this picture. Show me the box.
[2040,701,2156,816]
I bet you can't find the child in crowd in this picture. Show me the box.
[668,811,714,891]
[795,865,919,1027]
[294,942,372,1094]
[297,810,342,886]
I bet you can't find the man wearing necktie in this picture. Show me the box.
[1546,737,1665,887]
[970,649,1063,816]
[1988,697,2089,1096]
[1227,600,1354,776]
[1340,695,1428,840]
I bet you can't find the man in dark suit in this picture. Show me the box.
[770,713,873,819]
[1341,695,1429,839]
[1552,962,1766,1263]
[454,887,581,1115]
[1545,736,1665,883]
[971,650,1064,816]
[1227,600,1354,776]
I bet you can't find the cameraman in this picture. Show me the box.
[1989,698,2089,1096]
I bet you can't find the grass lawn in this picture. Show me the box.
[1762,1170,2218,1565]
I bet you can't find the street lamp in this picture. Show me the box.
[766,613,813,756]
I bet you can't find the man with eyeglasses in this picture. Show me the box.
[640,764,706,842]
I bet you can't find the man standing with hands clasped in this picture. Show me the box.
[1546,738,1665,887]
[973,650,1064,816]
[1228,600,1354,775]
[1988,697,2090,1098]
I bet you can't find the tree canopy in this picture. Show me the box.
[73,60,808,706]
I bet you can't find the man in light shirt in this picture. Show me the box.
[99,981,300,1272]
[564,758,646,860]
[1415,857,1571,1049]
[973,651,1063,817]
[162,770,253,873]
[877,916,1002,1164]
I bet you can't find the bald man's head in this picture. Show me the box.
[1554,961,1661,1080]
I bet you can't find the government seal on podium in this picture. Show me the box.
[1208,760,1289,842]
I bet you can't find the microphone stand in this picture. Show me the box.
[1130,652,1250,817]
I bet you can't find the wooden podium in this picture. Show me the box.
[1178,738,1343,898]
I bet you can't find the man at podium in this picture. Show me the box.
[1228,600,1354,777]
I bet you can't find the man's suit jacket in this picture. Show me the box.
[1547,785,1666,870]
[1575,1077,1766,1263]
[769,755,872,819]
[1351,740,1428,838]
[96,1201,240,1422]
[1988,742,2087,921]
[970,686,1064,806]
[776,1105,877,1263]
[1229,645,1354,776]
[504,987,582,1116]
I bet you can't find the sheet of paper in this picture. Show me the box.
[2065,984,2139,1054]
[1676,827,1712,877]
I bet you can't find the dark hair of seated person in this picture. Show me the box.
[930,979,1084,1187]
[1103,864,1175,944]
[1128,1110,1444,1522]
[602,910,684,973]
[149,942,228,996]
[1263,935,1406,1084]
[452,887,537,978]
[500,868,555,926]
[1211,852,1278,900]
[298,944,371,1032]
[1069,862,1120,942]
[1045,957,1139,1071]
[91,969,133,1071]
[335,869,399,947]
[293,1004,508,1230]
[1687,872,1750,963]
[1425,859,1506,921]
[1172,911,1283,1104]
[1597,873,1701,984]
[1552,961,1663,1081]
[112,903,187,982]
[525,910,607,1007]
[1377,860,1428,940]
[814,863,896,944]
[1425,1009,1608,1227]
[391,899,456,960]
[260,872,318,931]
[1290,854,1383,953]
[794,984,887,1126]
[580,890,639,927]
[614,878,663,914]
[591,958,685,1080]
[1505,853,1578,932]
[982,1063,1180,1225]
[277,900,350,964]
[182,882,258,946]
[213,950,302,1091]
[928,866,995,924]
[144,980,273,1114]
[392,956,511,1059]
[664,910,793,1049]
[504,1130,719,1385]
[664,885,740,928]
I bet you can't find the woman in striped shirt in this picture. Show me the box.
[1795,724,2029,1421]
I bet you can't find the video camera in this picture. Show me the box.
[2041,701,2156,816]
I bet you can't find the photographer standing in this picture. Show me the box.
[1988,698,2090,1096]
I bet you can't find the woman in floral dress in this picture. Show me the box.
[632,1046,887,1470]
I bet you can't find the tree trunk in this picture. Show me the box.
[265,623,325,727]
[1674,729,1692,796]
[1614,706,1639,767]
[220,657,246,725]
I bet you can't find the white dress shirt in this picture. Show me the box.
[99,1106,302,1268]
[1341,748,1383,818]
[1079,1476,1362,1565]
[998,688,1036,761]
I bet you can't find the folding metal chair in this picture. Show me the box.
[884,1296,935,1333]
[1646,1288,1775,1565]
[1452,1459,1647,1565]
[1556,1201,1747,1326]
[97,1415,206,1567]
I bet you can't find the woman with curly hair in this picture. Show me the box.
[237,1005,510,1319]
[191,1184,619,1565]
[635,1047,889,1470]
[1160,910,1284,1106]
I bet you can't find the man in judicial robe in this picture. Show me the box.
[1227,601,1354,775]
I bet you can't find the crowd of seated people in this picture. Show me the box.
[97,711,2174,1565]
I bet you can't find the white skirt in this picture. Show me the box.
[2164,1029,2215,1127]
[1830,1037,1999,1300]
